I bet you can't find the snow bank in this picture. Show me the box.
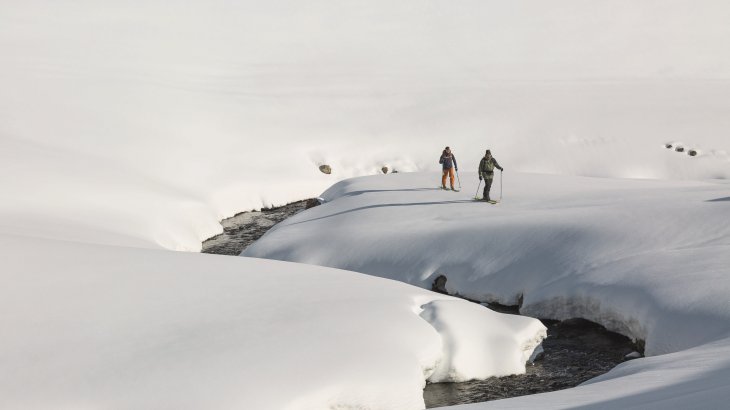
[452,337,730,410]
[420,300,546,382]
[2,1,730,408]
[2,1,730,251]
[245,171,730,406]
[0,233,544,410]
[245,172,730,355]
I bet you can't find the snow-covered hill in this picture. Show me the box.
[2,1,730,408]
[2,1,730,251]
[0,233,545,409]
[244,171,730,408]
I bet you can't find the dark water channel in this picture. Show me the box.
[202,202,642,407]
[423,317,639,408]
[202,199,312,255]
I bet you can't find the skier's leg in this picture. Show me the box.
[441,170,448,189]
[449,168,455,189]
[483,178,493,201]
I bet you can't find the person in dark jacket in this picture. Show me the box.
[439,146,458,190]
[478,149,503,201]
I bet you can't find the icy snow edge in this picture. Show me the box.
[420,300,547,383]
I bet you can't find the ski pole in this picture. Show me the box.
[475,179,482,199]
[500,170,503,201]
[456,169,462,190]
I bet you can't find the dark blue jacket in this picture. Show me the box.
[439,153,458,170]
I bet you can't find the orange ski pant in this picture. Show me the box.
[442,168,455,189]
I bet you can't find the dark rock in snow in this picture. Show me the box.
[432,275,448,294]
[688,149,698,156]
[675,146,685,152]
[319,164,332,174]
[305,198,322,209]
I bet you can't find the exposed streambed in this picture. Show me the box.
[202,202,642,407]
[423,317,638,408]
[202,200,312,255]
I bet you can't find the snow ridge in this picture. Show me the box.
[244,171,730,408]
[420,300,547,383]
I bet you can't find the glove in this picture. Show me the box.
[455,168,458,172]
[500,167,504,171]
[479,175,483,181]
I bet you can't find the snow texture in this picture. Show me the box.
[245,171,730,408]
[2,1,730,251]
[2,1,730,409]
[421,300,546,382]
[0,233,544,410]
[451,338,730,410]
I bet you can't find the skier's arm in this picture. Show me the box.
[439,155,444,164]
[494,158,504,171]
[454,156,458,171]
[478,158,484,180]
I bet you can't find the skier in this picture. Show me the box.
[439,147,459,190]
[478,149,503,202]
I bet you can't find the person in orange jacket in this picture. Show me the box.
[439,146,458,190]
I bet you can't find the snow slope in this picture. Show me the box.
[2,1,730,251]
[2,1,730,408]
[244,171,730,407]
[0,233,545,410]
[453,337,730,410]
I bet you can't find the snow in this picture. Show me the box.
[451,338,730,410]
[2,1,730,251]
[244,171,730,407]
[245,172,730,355]
[2,0,730,408]
[421,300,546,382]
[0,233,545,410]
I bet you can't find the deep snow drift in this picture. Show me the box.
[2,1,730,408]
[0,233,544,410]
[244,171,730,408]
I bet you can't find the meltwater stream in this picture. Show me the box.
[423,318,638,407]
[202,203,642,407]
[202,200,311,255]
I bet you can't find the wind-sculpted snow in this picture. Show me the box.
[2,1,730,408]
[0,233,544,410]
[420,300,546,383]
[245,171,730,407]
[246,172,730,354]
